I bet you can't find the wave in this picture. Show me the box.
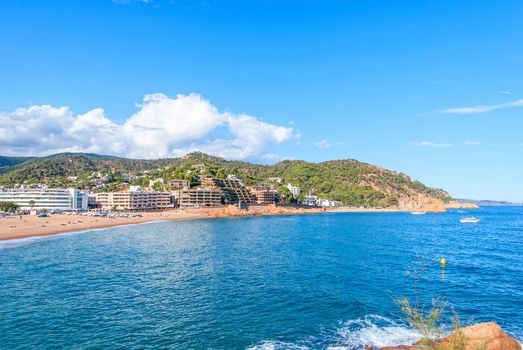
[247,341,310,350]
[0,229,90,250]
[329,315,420,349]
[247,315,420,350]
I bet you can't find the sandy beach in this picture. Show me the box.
[0,208,203,241]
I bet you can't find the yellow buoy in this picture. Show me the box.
[440,258,446,267]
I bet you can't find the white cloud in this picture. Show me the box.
[314,139,332,149]
[413,141,453,148]
[440,99,523,114]
[464,141,481,145]
[499,90,513,95]
[0,93,295,162]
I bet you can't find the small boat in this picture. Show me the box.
[460,217,480,223]
[411,211,426,215]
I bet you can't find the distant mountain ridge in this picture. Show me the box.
[0,152,453,210]
[455,199,523,206]
[0,156,36,175]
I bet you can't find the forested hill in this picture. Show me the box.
[0,152,452,209]
[0,155,34,168]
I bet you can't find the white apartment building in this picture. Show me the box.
[302,194,318,206]
[0,188,88,211]
[287,183,301,199]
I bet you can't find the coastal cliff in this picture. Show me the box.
[396,193,447,212]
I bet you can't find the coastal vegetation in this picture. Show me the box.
[0,152,453,208]
[0,201,19,212]
[395,296,520,350]
[397,297,446,346]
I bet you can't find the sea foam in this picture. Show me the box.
[247,315,419,350]
[329,315,420,349]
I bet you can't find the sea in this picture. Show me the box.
[0,206,522,349]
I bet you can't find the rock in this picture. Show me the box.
[438,322,521,350]
[371,322,520,350]
[444,200,479,209]
[395,192,447,212]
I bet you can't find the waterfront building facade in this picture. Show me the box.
[317,198,338,207]
[302,194,318,206]
[174,188,223,208]
[250,188,280,204]
[0,188,88,211]
[95,191,172,210]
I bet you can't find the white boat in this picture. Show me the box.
[411,211,426,215]
[460,217,480,223]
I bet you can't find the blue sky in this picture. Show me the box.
[1,0,522,201]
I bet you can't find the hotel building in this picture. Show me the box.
[0,188,88,211]
[250,188,280,204]
[174,188,223,208]
[95,191,172,210]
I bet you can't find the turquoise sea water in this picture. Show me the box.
[1,207,522,349]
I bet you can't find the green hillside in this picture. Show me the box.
[0,156,35,175]
[0,152,452,207]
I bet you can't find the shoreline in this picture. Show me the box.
[0,205,438,242]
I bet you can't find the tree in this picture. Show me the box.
[215,168,226,179]
[0,201,20,213]
[152,182,164,192]
[28,200,36,210]
[131,178,143,186]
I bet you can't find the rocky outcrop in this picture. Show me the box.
[369,322,520,350]
[438,322,521,350]
[396,192,447,212]
[200,204,328,218]
[445,200,479,209]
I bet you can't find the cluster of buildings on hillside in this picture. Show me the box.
[0,174,339,212]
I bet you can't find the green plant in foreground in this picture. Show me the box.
[396,297,446,348]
